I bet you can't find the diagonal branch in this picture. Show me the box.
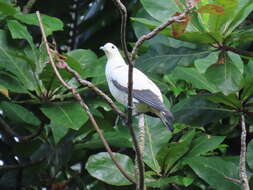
[131,8,191,61]
[0,117,44,142]
[36,11,135,184]
[239,114,250,190]
[112,1,145,189]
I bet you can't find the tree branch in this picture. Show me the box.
[36,11,135,184]
[220,45,253,58]
[49,50,126,119]
[0,117,44,142]
[111,1,145,189]
[239,114,250,190]
[131,8,190,61]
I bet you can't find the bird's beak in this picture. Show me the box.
[100,46,105,51]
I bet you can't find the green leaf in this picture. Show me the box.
[173,66,219,93]
[194,51,219,73]
[41,102,89,130]
[143,116,172,173]
[186,135,225,157]
[226,0,253,35]
[139,0,179,23]
[207,93,240,109]
[0,1,17,15]
[75,128,132,149]
[185,157,240,190]
[157,130,195,173]
[227,51,244,74]
[146,175,194,188]
[137,48,211,74]
[172,96,231,126]
[0,101,40,125]
[205,55,242,95]
[49,123,68,144]
[247,139,253,170]
[85,152,134,186]
[14,13,63,36]
[208,0,238,33]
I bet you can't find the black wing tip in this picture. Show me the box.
[162,111,174,131]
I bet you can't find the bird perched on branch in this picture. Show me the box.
[100,43,173,131]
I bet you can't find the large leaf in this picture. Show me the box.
[139,0,179,23]
[225,0,253,35]
[185,157,240,190]
[41,102,89,130]
[186,135,225,157]
[143,116,172,173]
[194,51,219,73]
[0,101,40,126]
[247,139,253,170]
[49,123,69,144]
[75,128,132,149]
[0,1,17,15]
[7,20,37,59]
[173,66,219,93]
[205,53,242,95]
[157,130,195,173]
[14,13,63,36]
[85,152,134,186]
[172,96,231,126]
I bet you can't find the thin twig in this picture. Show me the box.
[220,45,253,57]
[239,114,250,190]
[112,1,145,189]
[23,0,37,13]
[224,175,241,184]
[0,117,44,142]
[36,11,135,184]
[131,8,190,61]
[138,114,145,155]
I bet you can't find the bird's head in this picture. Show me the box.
[100,43,120,59]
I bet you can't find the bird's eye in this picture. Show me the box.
[112,46,115,49]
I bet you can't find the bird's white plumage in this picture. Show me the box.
[101,43,163,112]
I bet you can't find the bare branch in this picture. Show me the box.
[111,1,145,189]
[240,114,250,190]
[224,175,241,184]
[0,117,44,142]
[36,11,135,184]
[220,45,253,57]
[131,8,190,61]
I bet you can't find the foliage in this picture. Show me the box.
[0,0,253,189]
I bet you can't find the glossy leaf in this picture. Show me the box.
[186,135,225,157]
[140,0,179,22]
[173,66,219,93]
[0,101,40,125]
[194,51,219,73]
[143,116,172,173]
[86,152,134,186]
[0,1,17,15]
[0,72,27,93]
[41,102,89,130]
[49,123,69,144]
[207,93,240,109]
[185,157,240,190]
[157,130,195,173]
[14,13,63,36]
[172,96,231,126]
[205,55,242,95]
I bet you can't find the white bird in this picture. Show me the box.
[100,43,173,130]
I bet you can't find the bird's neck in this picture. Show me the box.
[106,54,126,69]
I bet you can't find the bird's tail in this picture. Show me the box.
[159,110,174,131]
